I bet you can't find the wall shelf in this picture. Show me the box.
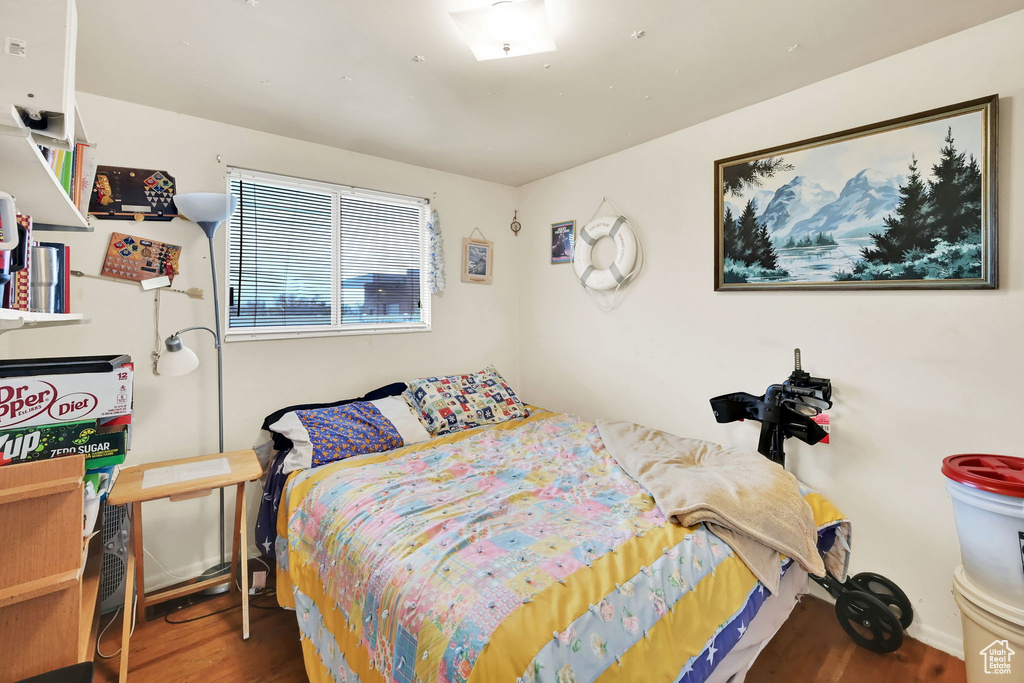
[0,128,90,229]
[0,308,86,334]
[33,222,94,233]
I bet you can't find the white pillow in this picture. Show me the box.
[268,411,312,473]
[370,396,431,446]
[270,396,430,474]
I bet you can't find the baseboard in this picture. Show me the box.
[908,622,964,660]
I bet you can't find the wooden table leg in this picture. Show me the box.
[118,514,136,683]
[231,486,241,596]
[131,501,145,625]
[235,482,250,640]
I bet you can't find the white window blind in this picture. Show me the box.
[226,168,430,340]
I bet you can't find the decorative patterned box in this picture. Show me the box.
[9,213,32,311]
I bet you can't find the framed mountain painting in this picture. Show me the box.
[714,95,998,290]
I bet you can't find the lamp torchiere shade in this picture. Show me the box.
[173,193,239,237]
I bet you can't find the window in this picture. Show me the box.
[225,168,430,340]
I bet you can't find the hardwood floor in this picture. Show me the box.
[748,598,966,683]
[94,594,965,682]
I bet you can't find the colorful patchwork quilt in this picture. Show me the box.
[277,411,850,683]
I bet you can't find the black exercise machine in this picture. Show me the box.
[709,349,913,654]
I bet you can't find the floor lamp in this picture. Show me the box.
[157,192,238,591]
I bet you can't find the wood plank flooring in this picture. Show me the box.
[94,594,966,682]
[748,598,966,683]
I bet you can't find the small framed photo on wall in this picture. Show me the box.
[551,220,575,264]
[462,237,493,284]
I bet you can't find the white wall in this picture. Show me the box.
[5,93,519,588]
[515,11,1024,655]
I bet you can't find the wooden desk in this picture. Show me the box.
[107,449,263,683]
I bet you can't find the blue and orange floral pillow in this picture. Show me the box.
[404,365,529,436]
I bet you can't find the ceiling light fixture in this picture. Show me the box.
[450,0,556,61]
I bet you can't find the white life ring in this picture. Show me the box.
[573,215,637,291]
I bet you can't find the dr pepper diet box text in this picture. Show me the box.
[0,364,133,431]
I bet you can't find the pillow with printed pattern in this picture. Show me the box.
[269,395,431,473]
[403,365,529,436]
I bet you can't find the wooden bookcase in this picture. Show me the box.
[0,454,101,683]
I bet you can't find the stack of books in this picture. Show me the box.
[37,142,98,215]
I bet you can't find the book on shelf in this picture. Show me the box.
[36,141,98,214]
[76,143,99,214]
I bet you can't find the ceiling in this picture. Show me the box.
[77,1,1024,187]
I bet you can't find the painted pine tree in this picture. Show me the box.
[926,127,982,244]
[736,199,778,269]
[861,156,930,263]
[722,206,743,261]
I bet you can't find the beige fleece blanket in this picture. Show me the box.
[596,419,825,594]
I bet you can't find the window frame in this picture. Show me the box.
[224,167,432,342]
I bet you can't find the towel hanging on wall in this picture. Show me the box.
[429,208,446,294]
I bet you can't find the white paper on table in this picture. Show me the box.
[141,457,232,489]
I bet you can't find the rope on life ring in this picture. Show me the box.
[571,198,644,310]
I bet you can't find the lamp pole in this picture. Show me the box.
[197,220,227,572]
[166,321,225,569]
[167,192,238,588]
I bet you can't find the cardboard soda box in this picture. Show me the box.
[0,417,130,468]
[0,362,133,430]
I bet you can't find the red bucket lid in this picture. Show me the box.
[942,454,1024,498]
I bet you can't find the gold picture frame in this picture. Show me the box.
[461,237,493,284]
[714,95,998,291]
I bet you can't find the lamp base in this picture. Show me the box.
[198,561,234,596]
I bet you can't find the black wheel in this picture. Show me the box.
[835,591,904,653]
[848,571,914,629]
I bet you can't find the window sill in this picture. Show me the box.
[224,323,431,343]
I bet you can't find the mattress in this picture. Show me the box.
[276,410,849,683]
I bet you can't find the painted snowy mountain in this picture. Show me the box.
[751,190,777,214]
[756,176,837,241]
[723,190,775,221]
[787,169,902,240]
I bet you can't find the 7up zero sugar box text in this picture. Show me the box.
[0,364,133,431]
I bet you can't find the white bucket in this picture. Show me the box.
[947,478,1024,607]
[955,565,1024,682]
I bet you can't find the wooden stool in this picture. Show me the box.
[107,449,263,682]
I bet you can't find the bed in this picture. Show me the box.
[272,407,850,683]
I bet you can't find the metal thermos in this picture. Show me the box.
[29,245,59,313]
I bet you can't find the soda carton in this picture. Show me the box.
[0,363,133,430]
[0,417,130,467]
